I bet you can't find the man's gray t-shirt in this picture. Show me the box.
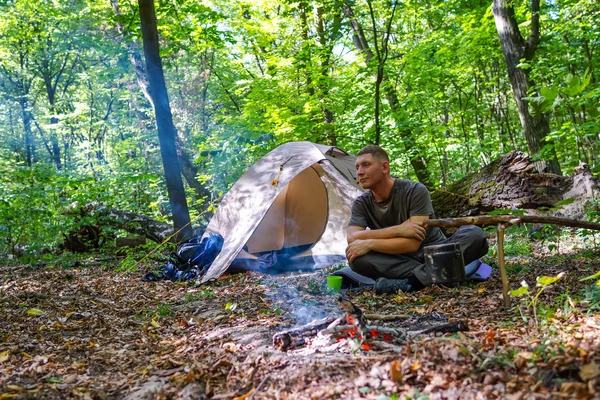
[348,179,445,249]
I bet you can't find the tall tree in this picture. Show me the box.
[492,0,561,174]
[343,2,432,187]
[138,0,193,242]
[112,0,212,204]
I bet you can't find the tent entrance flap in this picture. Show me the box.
[244,166,328,255]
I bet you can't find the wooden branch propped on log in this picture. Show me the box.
[425,215,600,231]
[425,215,600,308]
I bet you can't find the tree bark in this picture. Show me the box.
[492,0,561,175]
[430,151,599,219]
[19,98,34,166]
[138,0,193,242]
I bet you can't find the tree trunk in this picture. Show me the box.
[19,98,34,166]
[492,0,561,175]
[430,151,599,219]
[111,0,211,203]
[343,2,432,187]
[138,0,193,242]
[313,1,341,145]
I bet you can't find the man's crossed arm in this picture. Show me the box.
[345,216,428,264]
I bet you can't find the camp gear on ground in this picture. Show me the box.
[142,233,224,282]
[199,141,363,283]
[374,277,414,294]
[468,262,493,281]
[424,242,466,285]
[331,266,376,289]
[333,257,491,291]
[327,276,343,292]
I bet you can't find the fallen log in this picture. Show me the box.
[63,202,174,243]
[430,151,599,218]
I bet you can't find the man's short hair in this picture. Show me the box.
[357,145,389,163]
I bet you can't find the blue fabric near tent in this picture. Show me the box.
[142,233,224,282]
[228,244,316,274]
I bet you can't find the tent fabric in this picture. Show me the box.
[200,141,362,283]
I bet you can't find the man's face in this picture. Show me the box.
[355,153,388,189]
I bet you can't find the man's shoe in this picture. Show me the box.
[374,278,413,294]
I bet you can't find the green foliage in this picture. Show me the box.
[0,161,68,254]
[510,272,566,327]
[0,0,599,254]
[578,284,600,314]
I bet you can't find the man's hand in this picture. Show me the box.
[345,239,372,264]
[394,220,426,241]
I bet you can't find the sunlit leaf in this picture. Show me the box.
[537,273,565,287]
[510,286,528,297]
[26,308,44,316]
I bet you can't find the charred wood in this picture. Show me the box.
[406,320,469,337]
[272,316,338,351]
[272,312,468,351]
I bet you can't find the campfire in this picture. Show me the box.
[273,295,468,352]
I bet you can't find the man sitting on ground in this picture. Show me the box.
[346,145,489,293]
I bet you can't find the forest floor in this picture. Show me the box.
[2,235,600,399]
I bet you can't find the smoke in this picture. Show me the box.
[262,271,341,327]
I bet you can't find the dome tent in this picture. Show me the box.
[200,141,363,283]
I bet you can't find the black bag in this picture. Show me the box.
[142,233,224,282]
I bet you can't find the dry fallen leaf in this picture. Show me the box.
[233,388,255,400]
[0,394,21,399]
[560,381,589,398]
[26,308,44,316]
[0,349,9,363]
[513,351,534,369]
[389,360,402,382]
[579,362,600,381]
[482,329,496,350]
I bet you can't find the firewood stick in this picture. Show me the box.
[406,320,469,336]
[363,313,410,321]
[498,224,510,309]
[425,215,600,230]
[317,325,404,337]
